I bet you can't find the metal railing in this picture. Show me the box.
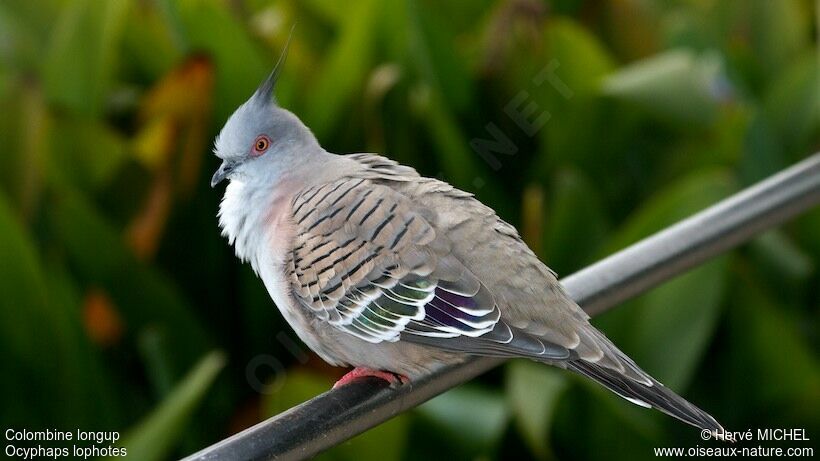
[184,153,820,461]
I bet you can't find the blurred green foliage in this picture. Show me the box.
[0,0,818,460]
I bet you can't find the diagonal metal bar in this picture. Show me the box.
[184,153,820,461]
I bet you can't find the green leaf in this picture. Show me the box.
[524,18,616,168]
[174,0,271,121]
[0,192,118,428]
[762,52,819,157]
[603,170,736,252]
[739,111,786,185]
[604,0,661,60]
[542,18,615,97]
[414,86,481,188]
[44,267,124,428]
[406,0,474,112]
[602,49,730,124]
[261,369,332,417]
[596,170,735,389]
[0,0,62,72]
[726,269,820,426]
[416,385,509,457]
[0,190,52,379]
[321,409,408,461]
[543,168,609,274]
[300,0,347,24]
[117,351,226,461]
[262,370,409,461]
[410,83,508,212]
[794,208,820,263]
[555,382,659,460]
[304,0,379,140]
[138,327,178,398]
[47,185,212,371]
[506,361,568,459]
[0,81,47,219]
[633,257,728,389]
[749,230,814,289]
[121,1,183,81]
[43,0,131,115]
[743,0,809,82]
[50,118,128,190]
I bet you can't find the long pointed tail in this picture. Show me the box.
[567,359,724,433]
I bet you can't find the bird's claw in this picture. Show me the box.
[333,367,409,389]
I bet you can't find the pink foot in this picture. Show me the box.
[333,367,409,389]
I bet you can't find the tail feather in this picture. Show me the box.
[567,360,724,433]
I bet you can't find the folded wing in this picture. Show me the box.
[286,177,570,360]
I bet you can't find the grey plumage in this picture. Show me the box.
[212,56,725,435]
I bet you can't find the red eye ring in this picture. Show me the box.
[252,135,271,156]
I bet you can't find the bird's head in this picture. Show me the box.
[211,34,319,188]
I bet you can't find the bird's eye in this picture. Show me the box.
[252,135,271,156]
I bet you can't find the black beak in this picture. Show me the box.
[211,160,235,188]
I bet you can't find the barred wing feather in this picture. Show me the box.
[286,177,569,360]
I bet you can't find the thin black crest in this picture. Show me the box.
[252,24,296,105]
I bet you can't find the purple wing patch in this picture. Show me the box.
[420,287,499,336]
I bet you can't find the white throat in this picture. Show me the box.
[218,179,289,273]
[216,149,352,273]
